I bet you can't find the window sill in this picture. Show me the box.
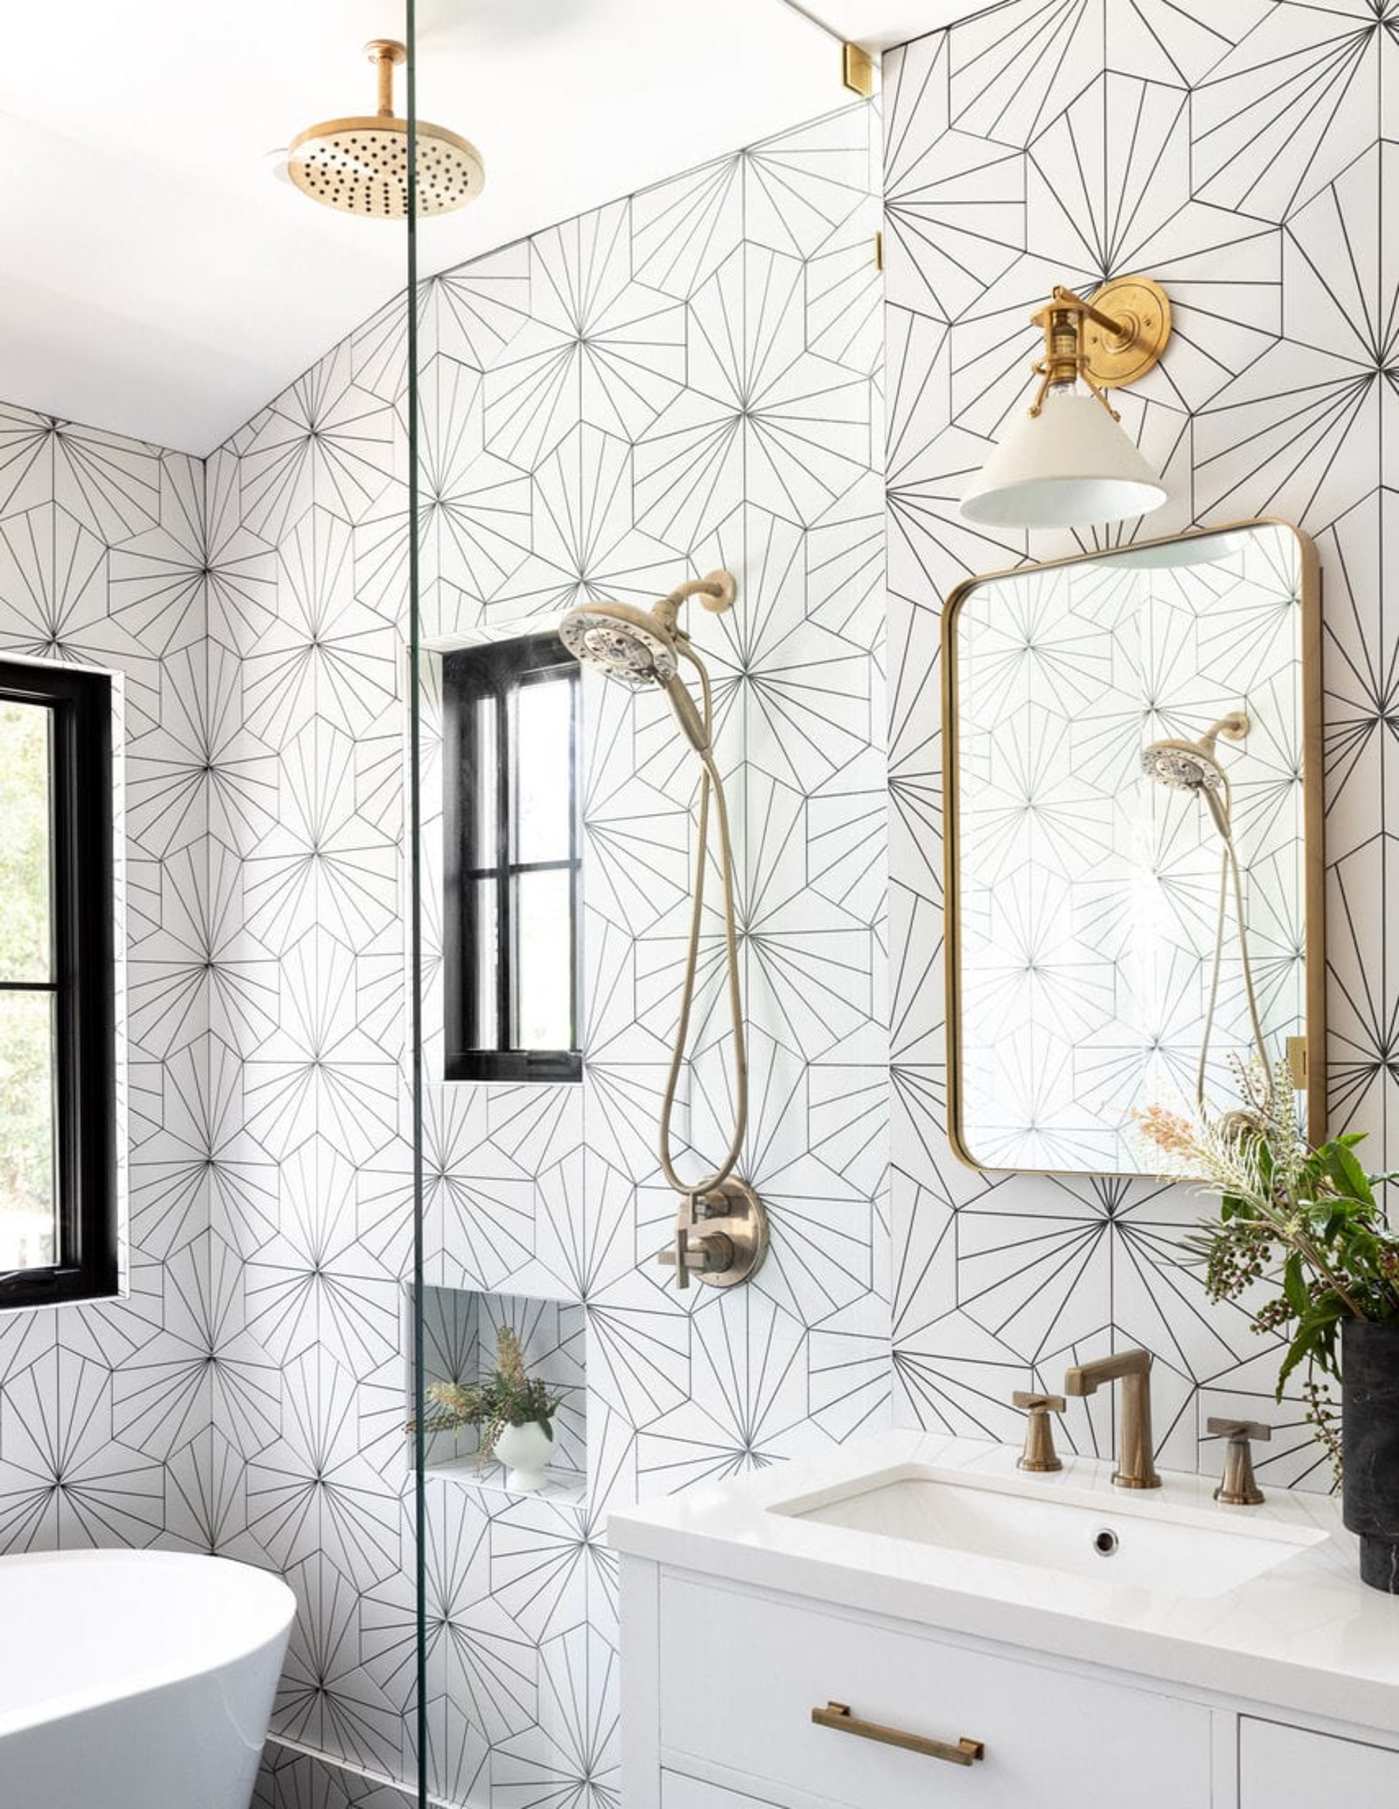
[442,1053,583,1086]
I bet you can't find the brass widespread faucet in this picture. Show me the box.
[1063,1348,1161,1489]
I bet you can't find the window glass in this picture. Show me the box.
[0,969,58,1272]
[442,635,581,1081]
[469,693,497,868]
[0,700,52,983]
[512,675,573,865]
[471,877,498,1050]
[513,868,574,1051]
[0,661,116,1309]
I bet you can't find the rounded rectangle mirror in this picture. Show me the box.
[942,520,1323,1177]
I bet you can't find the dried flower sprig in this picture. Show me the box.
[408,1325,562,1469]
[1136,1060,1399,1479]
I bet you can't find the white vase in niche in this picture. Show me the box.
[495,1419,553,1492]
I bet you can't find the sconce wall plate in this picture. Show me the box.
[1081,276,1172,389]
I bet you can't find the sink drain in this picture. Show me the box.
[1092,1527,1119,1557]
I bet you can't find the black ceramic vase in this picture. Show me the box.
[1342,1318,1399,1593]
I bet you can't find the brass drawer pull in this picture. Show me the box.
[812,1700,985,1767]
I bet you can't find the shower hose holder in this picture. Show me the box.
[659,1179,769,1290]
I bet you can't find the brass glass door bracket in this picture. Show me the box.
[658,1178,768,1290]
[812,1702,985,1767]
[1030,277,1172,420]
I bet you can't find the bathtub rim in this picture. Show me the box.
[0,1549,296,1740]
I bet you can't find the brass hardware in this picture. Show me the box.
[1082,276,1172,388]
[940,520,1326,1178]
[1287,1035,1309,1088]
[365,38,406,117]
[287,35,484,218]
[842,43,875,97]
[874,229,884,272]
[1012,1391,1065,1472]
[1026,278,1171,423]
[1063,1348,1161,1489]
[658,1178,768,1290]
[1208,1416,1271,1506]
[562,573,767,1296]
[812,1702,984,1767]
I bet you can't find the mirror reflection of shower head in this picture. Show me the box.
[560,570,767,1291]
[1140,711,1249,797]
[1139,707,1268,1105]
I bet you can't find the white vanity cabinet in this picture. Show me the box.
[622,1559,1399,1809]
[1239,1719,1399,1806]
[611,1433,1399,1809]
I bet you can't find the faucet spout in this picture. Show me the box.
[1063,1347,1161,1490]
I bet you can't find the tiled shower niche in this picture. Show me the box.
[417,1286,587,1504]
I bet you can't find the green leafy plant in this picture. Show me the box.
[409,1325,561,1469]
[1137,1062,1399,1482]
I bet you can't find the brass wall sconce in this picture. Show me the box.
[961,275,1173,531]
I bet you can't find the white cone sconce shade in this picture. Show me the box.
[961,277,1173,532]
[960,391,1167,529]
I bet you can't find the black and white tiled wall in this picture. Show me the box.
[883,0,1398,1492]
[2,3,1395,1804]
[226,97,887,1805]
[0,102,887,1808]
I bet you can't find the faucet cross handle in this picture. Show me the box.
[1011,1390,1066,1473]
[1206,1416,1270,1507]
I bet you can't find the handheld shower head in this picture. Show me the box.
[558,600,680,688]
[560,572,737,753]
[559,571,736,688]
[560,568,766,1290]
[1140,712,1249,795]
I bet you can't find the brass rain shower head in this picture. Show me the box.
[287,39,484,219]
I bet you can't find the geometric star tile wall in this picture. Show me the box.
[209,98,886,1808]
[11,2,1392,1798]
[883,2,1396,1496]
[0,409,207,1558]
[0,90,885,1808]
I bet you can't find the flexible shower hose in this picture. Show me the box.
[655,639,748,1200]
[1198,778,1270,1109]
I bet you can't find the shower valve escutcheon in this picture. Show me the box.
[659,1180,769,1291]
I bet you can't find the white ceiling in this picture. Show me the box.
[796,0,970,51]
[0,0,890,455]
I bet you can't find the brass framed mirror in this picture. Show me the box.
[942,521,1324,1177]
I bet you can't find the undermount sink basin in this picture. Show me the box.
[772,1465,1327,1599]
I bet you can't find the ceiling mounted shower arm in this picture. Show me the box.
[366,37,405,117]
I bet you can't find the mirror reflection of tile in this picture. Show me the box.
[950,524,1312,1176]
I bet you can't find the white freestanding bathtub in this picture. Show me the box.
[0,1549,296,1809]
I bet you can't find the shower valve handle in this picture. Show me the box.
[660,1188,747,1290]
[664,1217,735,1290]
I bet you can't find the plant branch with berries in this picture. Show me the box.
[1137,1062,1399,1481]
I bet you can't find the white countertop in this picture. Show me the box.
[607,1430,1399,1735]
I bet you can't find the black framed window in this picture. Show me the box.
[0,661,117,1310]
[443,634,582,1084]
